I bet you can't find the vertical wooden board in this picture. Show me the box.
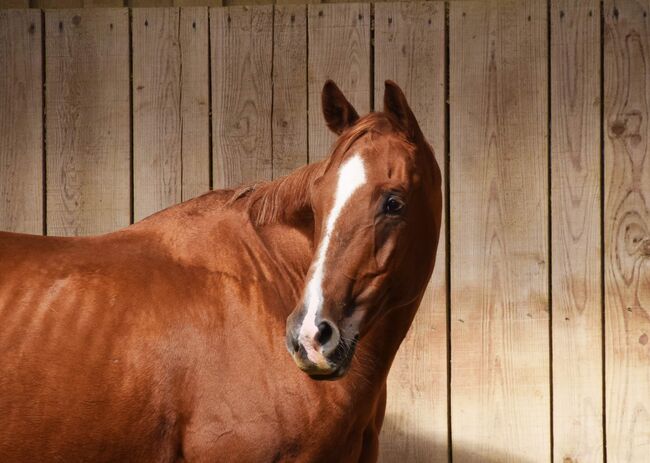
[272,4,307,179]
[450,1,550,462]
[37,0,84,8]
[373,3,447,463]
[604,1,650,461]
[128,0,173,7]
[83,0,125,7]
[307,3,370,163]
[46,9,130,236]
[210,6,273,188]
[0,0,29,8]
[180,7,210,200]
[174,0,221,6]
[132,8,182,221]
[0,10,42,235]
[550,2,603,462]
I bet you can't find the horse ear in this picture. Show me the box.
[383,80,423,140]
[321,80,359,135]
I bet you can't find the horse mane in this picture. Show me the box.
[229,112,402,227]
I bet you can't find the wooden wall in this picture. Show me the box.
[1,1,650,462]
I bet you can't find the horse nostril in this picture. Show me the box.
[292,337,300,353]
[316,321,334,346]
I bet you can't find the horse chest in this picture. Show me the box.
[183,377,372,462]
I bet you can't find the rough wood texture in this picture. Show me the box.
[373,3,447,462]
[550,2,604,462]
[307,2,370,162]
[0,10,42,234]
[604,1,650,461]
[179,7,210,200]
[174,0,221,6]
[272,4,308,178]
[45,9,130,236]
[0,0,29,7]
[132,8,182,221]
[128,0,172,7]
[83,0,125,7]
[36,0,84,7]
[450,1,550,462]
[211,5,273,188]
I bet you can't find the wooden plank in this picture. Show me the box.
[36,0,84,8]
[272,4,307,178]
[173,0,221,6]
[179,7,210,200]
[210,5,273,188]
[83,0,124,7]
[224,0,272,5]
[373,3,446,462]
[128,0,172,7]
[550,2,603,462]
[132,8,182,221]
[0,0,29,8]
[45,9,130,236]
[0,10,42,234]
[449,1,550,462]
[307,2,370,163]
[604,1,650,461]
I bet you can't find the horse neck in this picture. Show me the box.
[346,300,420,392]
[243,161,326,228]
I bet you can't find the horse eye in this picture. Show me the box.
[383,196,404,215]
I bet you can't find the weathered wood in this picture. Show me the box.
[373,3,447,462]
[0,0,29,8]
[604,1,650,461]
[36,0,84,8]
[83,0,124,7]
[45,9,130,236]
[550,1,603,462]
[179,7,210,200]
[210,5,273,188]
[0,10,42,234]
[224,0,272,5]
[174,0,221,6]
[307,2,370,163]
[272,4,308,178]
[128,0,172,7]
[132,8,182,221]
[450,1,550,461]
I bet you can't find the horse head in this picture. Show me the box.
[285,80,443,380]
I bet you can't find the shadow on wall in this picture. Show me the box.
[379,413,535,463]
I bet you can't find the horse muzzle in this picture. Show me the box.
[285,303,360,380]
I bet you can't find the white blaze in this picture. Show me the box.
[299,153,367,365]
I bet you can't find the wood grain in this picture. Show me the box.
[174,0,221,6]
[128,0,172,7]
[450,1,550,462]
[550,2,604,462]
[45,9,130,236]
[210,5,273,188]
[179,7,210,200]
[272,4,308,179]
[604,1,650,461]
[132,8,182,221]
[0,0,29,7]
[36,0,84,8]
[0,10,42,235]
[307,2,370,163]
[373,3,447,462]
[83,0,124,7]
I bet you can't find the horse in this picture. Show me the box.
[0,80,442,462]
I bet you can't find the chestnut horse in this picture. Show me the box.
[0,81,442,462]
